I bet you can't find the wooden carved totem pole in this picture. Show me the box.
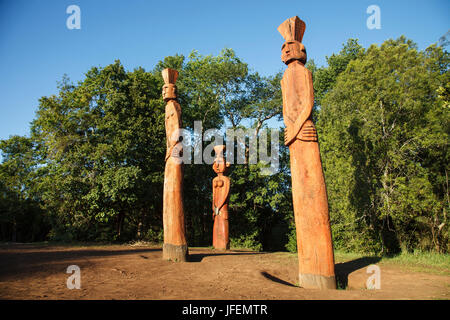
[278,17,336,289]
[212,145,231,250]
[162,68,188,262]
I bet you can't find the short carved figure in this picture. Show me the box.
[212,145,231,250]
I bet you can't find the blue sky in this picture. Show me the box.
[0,0,448,141]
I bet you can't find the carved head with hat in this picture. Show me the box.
[161,68,178,102]
[278,16,307,65]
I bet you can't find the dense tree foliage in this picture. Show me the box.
[0,136,47,241]
[318,37,449,254]
[0,38,448,255]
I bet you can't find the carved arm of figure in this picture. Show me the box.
[212,177,218,220]
[165,102,183,161]
[162,68,182,161]
[212,176,230,219]
[283,66,315,146]
[217,176,230,214]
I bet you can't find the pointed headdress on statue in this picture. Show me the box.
[162,68,179,85]
[161,68,178,101]
[277,16,306,42]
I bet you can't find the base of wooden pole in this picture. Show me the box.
[299,273,336,289]
[162,243,188,262]
[213,246,229,251]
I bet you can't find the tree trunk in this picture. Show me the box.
[12,217,17,242]
[117,212,125,238]
[137,208,145,239]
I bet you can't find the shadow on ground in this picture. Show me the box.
[335,257,381,289]
[260,271,297,287]
[259,257,382,289]
[0,246,160,280]
[188,251,267,263]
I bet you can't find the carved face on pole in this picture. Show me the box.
[281,40,307,65]
[212,145,230,175]
[161,68,179,102]
[162,83,177,101]
[278,16,307,65]
[213,160,230,175]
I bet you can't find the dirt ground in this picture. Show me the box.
[0,243,448,300]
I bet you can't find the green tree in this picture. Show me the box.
[318,37,449,254]
[0,136,47,241]
[27,49,287,248]
[312,39,364,108]
[31,61,165,241]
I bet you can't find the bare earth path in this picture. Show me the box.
[0,244,448,300]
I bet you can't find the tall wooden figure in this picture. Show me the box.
[162,68,188,262]
[212,145,231,250]
[278,16,336,289]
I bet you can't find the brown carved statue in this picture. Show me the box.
[212,145,231,250]
[278,16,336,289]
[162,68,188,262]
